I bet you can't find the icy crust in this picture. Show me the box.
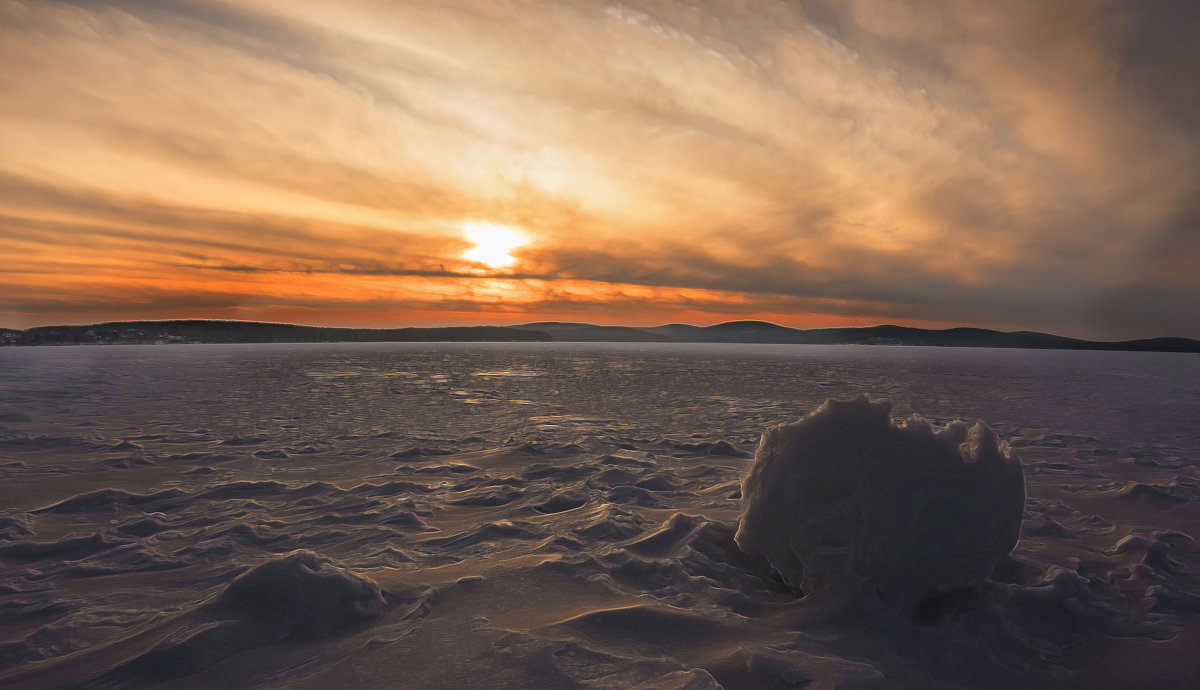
[735,396,1026,609]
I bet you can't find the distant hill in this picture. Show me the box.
[1,320,550,346]
[512,320,1200,353]
[3,319,1196,353]
[511,322,672,342]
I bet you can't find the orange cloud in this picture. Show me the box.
[0,0,1196,338]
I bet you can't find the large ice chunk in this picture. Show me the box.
[735,396,1024,610]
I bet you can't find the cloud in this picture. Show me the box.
[0,0,1196,338]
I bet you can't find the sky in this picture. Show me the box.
[1,0,1197,339]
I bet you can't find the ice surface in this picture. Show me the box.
[736,395,1026,609]
[1,343,1199,689]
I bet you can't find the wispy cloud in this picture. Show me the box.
[1,0,1196,337]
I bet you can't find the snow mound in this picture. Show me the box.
[215,550,386,637]
[735,396,1025,610]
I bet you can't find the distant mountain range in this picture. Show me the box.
[509,321,1200,353]
[1,319,1197,353]
[0,320,549,346]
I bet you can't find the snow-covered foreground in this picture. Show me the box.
[1,342,1198,689]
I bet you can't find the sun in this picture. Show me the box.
[461,221,526,268]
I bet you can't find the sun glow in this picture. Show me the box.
[461,222,527,268]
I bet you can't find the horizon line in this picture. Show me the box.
[6,316,1199,344]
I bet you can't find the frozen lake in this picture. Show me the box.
[1,343,1198,688]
